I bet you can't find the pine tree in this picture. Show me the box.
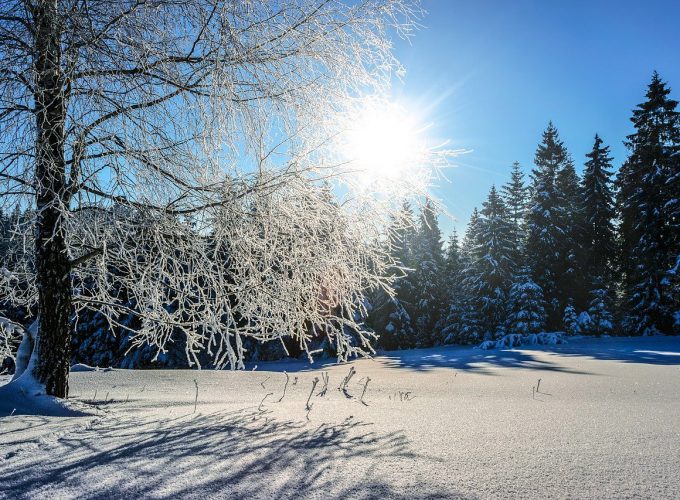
[617,72,680,335]
[582,135,617,286]
[456,208,485,344]
[585,279,614,336]
[382,299,417,350]
[411,198,445,346]
[468,186,516,338]
[438,231,465,344]
[562,300,581,336]
[501,161,529,263]
[370,202,418,349]
[506,267,547,335]
[443,230,463,293]
[555,156,587,311]
[461,207,481,257]
[526,122,572,327]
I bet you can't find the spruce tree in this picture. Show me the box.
[585,278,614,336]
[501,161,529,263]
[369,202,418,349]
[411,198,445,345]
[467,187,516,338]
[506,267,547,335]
[439,231,465,344]
[457,208,485,344]
[616,72,680,335]
[555,156,587,311]
[526,122,571,328]
[582,135,616,286]
[461,207,481,257]
[443,230,463,293]
[562,300,581,336]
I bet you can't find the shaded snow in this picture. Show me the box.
[1,336,680,499]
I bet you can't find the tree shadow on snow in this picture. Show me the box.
[374,344,593,375]
[375,336,680,374]
[528,336,680,366]
[0,408,465,499]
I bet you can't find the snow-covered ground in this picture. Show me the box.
[1,336,679,499]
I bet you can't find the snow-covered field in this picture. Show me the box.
[1,336,680,499]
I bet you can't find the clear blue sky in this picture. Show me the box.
[390,0,680,237]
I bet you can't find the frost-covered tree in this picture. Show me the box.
[616,72,680,335]
[505,268,546,335]
[582,135,616,286]
[0,0,423,398]
[526,122,571,328]
[501,161,529,262]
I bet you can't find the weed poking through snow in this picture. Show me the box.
[278,371,290,402]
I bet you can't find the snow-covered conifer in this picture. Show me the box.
[526,123,572,328]
[617,72,680,335]
[555,158,588,311]
[562,301,581,336]
[582,135,617,286]
[411,198,445,345]
[506,268,547,335]
[467,186,516,338]
[586,283,614,336]
[501,161,529,263]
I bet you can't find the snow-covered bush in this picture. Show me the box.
[478,332,567,350]
[585,287,614,336]
[505,269,547,335]
[563,301,581,336]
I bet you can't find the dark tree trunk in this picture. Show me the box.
[32,0,72,398]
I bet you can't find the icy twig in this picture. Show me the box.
[317,371,329,397]
[338,366,356,398]
[259,392,273,412]
[306,377,320,411]
[278,371,290,402]
[193,379,199,413]
[360,377,371,406]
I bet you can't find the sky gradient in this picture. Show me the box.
[391,0,680,237]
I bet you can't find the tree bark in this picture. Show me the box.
[32,0,72,398]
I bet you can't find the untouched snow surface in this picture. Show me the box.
[1,336,680,499]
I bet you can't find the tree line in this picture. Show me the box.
[369,72,679,349]
[1,72,676,372]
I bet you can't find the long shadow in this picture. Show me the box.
[0,408,463,499]
[243,346,593,375]
[376,336,680,374]
[374,344,595,375]
[529,335,680,366]
[247,343,597,375]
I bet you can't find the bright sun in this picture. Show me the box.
[344,102,426,184]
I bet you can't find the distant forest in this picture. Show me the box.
[1,72,678,369]
[367,72,679,349]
